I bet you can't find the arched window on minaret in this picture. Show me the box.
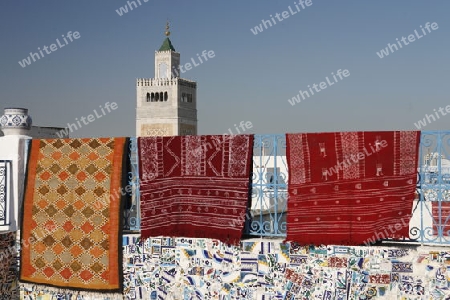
[151,92,155,102]
[164,92,168,101]
[146,93,150,102]
[160,92,163,102]
[155,93,159,101]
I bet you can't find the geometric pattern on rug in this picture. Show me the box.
[20,138,126,292]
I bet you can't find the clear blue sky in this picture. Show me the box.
[1,1,449,137]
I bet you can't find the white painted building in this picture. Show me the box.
[0,107,68,139]
[1,126,69,138]
[0,108,32,233]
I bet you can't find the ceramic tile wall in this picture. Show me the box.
[122,236,450,300]
[13,235,450,299]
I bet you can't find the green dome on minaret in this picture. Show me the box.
[159,38,175,51]
[158,21,175,51]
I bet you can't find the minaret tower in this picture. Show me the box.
[136,22,198,136]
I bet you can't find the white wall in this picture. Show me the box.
[0,136,30,233]
[0,126,68,138]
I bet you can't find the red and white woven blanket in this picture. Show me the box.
[286,131,420,245]
[138,135,253,245]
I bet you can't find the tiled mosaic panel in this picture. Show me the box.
[15,236,450,299]
[0,232,18,299]
[122,236,450,300]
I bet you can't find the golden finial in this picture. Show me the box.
[165,21,171,37]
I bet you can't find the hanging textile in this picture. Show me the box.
[286,131,420,245]
[138,135,253,245]
[20,138,128,294]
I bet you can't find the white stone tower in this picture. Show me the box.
[136,22,198,136]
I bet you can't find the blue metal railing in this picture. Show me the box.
[0,160,12,226]
[246,134,288,237]
[127,132,450,245]
[123,137,141,231]
[414,131,450,244]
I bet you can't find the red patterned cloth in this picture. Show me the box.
[138,135,253,245]
[286,131,420,245]
[432,202,450,236]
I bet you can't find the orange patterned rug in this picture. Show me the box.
[20,138,128,293]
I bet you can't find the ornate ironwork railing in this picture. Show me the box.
[126,132,450,245]
[123,137,141,232]
[246,134,288,237]
[412,131,450,245]
[0,160,12,226]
